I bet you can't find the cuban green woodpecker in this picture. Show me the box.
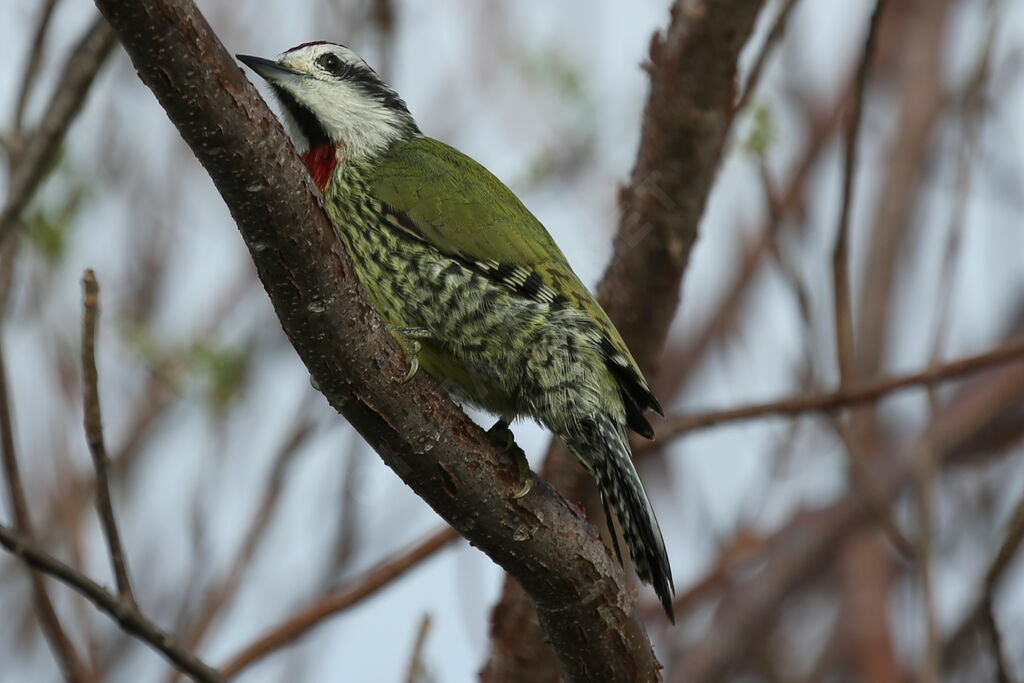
[238,43,674,620]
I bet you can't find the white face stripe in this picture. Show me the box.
[270,43,418,160]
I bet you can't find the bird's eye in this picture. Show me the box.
[316,52,347,77]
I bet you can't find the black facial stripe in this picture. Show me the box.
[343,69,420,131]
[272,86,329,147]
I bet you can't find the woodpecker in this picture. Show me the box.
[238,43,675,620]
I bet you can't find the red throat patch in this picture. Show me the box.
[301,144,338,191]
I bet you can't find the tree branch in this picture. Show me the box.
[89,0,660,679]
[174,414,316,669]
[734,0,801,116]
[654,335,1024,439]
[221,526,459,679]
[0,521,224,683]
[599,0,766,362]
[674,351,1024,683]
[11,0,59,136]
[833,0,887,385]
[0,17,116,243]
[0,336,90,680]
[944,487,1024,681]
[80,269,135,604]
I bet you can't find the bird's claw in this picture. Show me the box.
[401,348,420,383]
[388,326,429,383]
[487,420,534,500]
[512,466,534,500]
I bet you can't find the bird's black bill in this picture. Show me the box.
[236,54,307,82]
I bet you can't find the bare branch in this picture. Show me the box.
[221,527,459,679]
[0,17,116,243]
[0,268,90,681]
[176,415,316,661]
[853,0,948,380]
[654,335,1024,440]
[599,0,767,364]
[833,0,887,385]
[653,81,854,404]
[980,494,1024,683]
[80,269,135,603]
[674,357,1024,683]
[734,0,802,115]
[404,613,433,683]
[11,0,60,136]
[0,521,224,683]
[945,488,1024,682]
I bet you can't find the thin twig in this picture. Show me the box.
[12,0,60,136]
[404,613,433,683]
[0,521,225,683]
[832,421,915,559]
[842,4,949,677]
[222,526,459,679]
[913,441,940,683]
[5,269,254,584]
[0,18,116,243]
[980,603,1013,683]
[674,347,1024,683]
[964,10,1016,659]
[980,493,1024,683]
[0,298,89,680]
[81,269,135,603]
[734,0,802,115]
[649,78,855,417]
[944,489,1024,681]
[833,0,887,385]
[668,530,766,617]
[654,335,1024,440]
[175,415,316,666]
[910,9,998,666]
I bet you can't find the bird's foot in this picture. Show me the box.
[487,419,534,499]
[388,326,431,383]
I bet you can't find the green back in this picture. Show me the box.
[364,136,660,423]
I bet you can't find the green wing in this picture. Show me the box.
[365,136,662,434]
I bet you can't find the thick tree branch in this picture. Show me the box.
[600,0,765,362]
[89,0,659,679]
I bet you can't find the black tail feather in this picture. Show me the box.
[571,415,675,622]
[601,492,624,566]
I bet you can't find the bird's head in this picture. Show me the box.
[238,42,420,162]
